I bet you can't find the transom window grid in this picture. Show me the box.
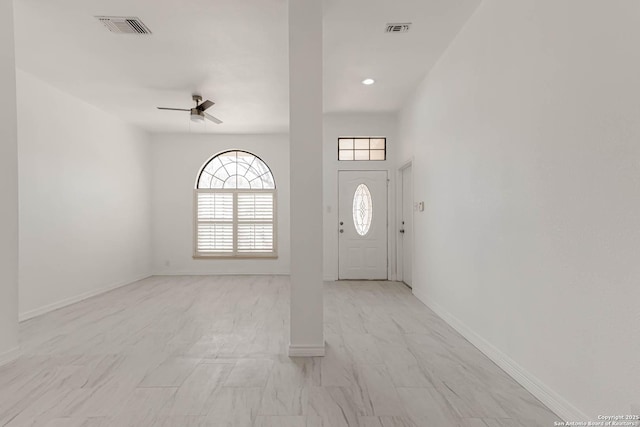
[195,151,277,258]
[338,137,386,161]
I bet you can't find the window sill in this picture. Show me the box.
[193,255,278,260]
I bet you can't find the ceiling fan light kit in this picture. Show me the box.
[190,109,205,122]
[157,94,223,125]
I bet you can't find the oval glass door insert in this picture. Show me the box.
[353,184,373,236]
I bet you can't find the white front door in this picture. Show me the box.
[338,170,388,280]
[400,165,413,287]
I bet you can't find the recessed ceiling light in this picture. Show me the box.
[362,78,375,85]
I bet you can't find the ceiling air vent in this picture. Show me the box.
[385,23,411,33]
[96,16,152,34]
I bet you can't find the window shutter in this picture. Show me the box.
[196,192,234,254]
[237,193,274,253]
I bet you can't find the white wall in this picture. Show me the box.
[397,0,640,420]
[0,0,19,362]
[151,133,290,275]
[323,113,397,280]
[17,70,152,320]
[151,114,397,280]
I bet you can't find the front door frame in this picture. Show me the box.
[396,160,413,285]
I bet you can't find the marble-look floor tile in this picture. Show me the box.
[396,387,462,427]
[491,387,559,427]
[0,276,560,427]
[61,377,140,418]
[169,363,233,415]
[343,334,384,365]
[109,387,176,426]
[254,415,308,427]
[259,358,318,415]
[458,418,527,427]
[389,312,432,335]
[138,357,201,388]
[152,415,210,427]
[437,380,510,418]
[351,364,405,416]
[0,364,82,424]
[223,359,273,387]
[305,415,324,427]
[320,334,357,388]
[376,344,433,388]
[307,386,360,427]
[339,312,368,335]
[4,388,89,426]
[203,386,263,427]
[378,416,417,427]
[42,418,108,427]
[59,355,126,389]
[358,416,384,427]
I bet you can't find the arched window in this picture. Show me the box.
[195,150,277,257]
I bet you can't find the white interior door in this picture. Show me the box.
[401,165,413,287]
[338,170,388,280]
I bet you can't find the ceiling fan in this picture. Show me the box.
[157,95,223,124]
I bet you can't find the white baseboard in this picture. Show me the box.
[288,344,325,357]
[152,271,290,276]
[19,273,152,322]
[153,271,337,281]
[0,347,19,367]
[413,289,588,423]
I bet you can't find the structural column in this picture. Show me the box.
[0,0,20,364]
[288,0,324,356]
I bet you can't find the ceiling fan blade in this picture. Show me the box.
[157,107,190,111]
[197,100,215,111]
[204,113,223,124]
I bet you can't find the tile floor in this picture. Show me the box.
[0,276,560,426]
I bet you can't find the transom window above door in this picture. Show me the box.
[338,137,386,161]
[195,150,277,258]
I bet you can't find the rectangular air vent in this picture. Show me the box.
[385,23,411,33]
[96,16,152,34]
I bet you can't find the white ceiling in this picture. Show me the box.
[14,0,480,134]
